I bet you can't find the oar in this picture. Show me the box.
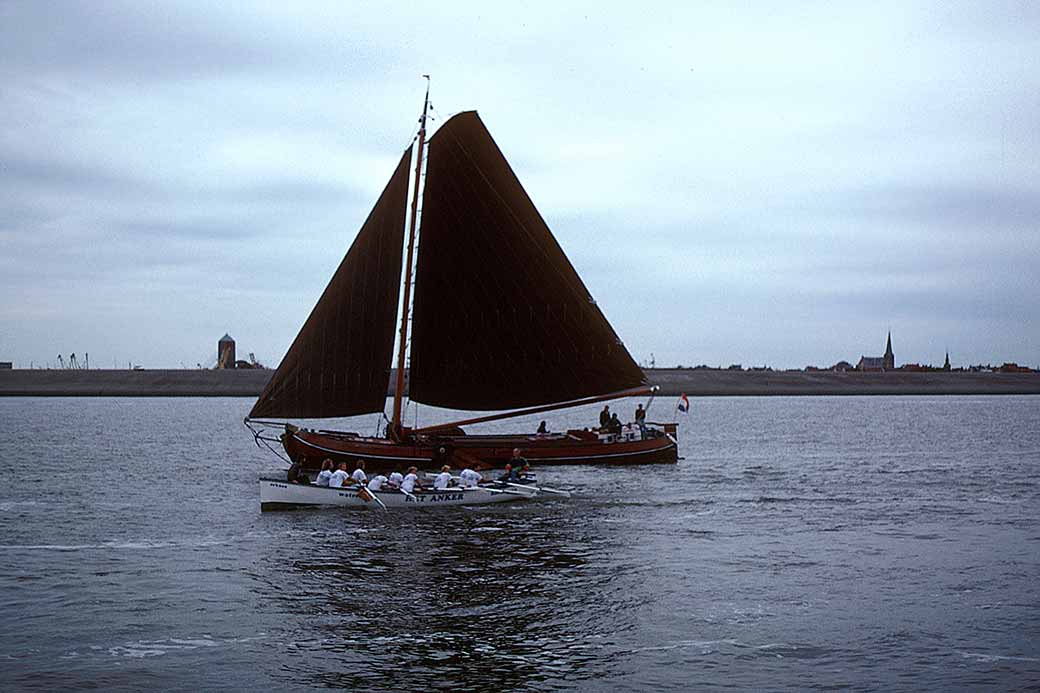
[502,481,571,498]
[359,485,388,512]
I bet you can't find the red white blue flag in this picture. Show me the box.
[677,393,690,413]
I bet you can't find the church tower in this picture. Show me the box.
[883,331,894,370]
[943,351,951,371]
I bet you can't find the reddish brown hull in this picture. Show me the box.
[284,428,677,473]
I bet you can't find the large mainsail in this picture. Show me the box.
[409,111,646,410]
[249,147,412,419]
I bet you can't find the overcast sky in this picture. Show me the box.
[2,1,1038,370]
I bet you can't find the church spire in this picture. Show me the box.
[883,331,894,370]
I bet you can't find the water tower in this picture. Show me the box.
[218,333,236,369]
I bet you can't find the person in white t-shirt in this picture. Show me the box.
[368,474,388,491]
[315,459,334,487]
[388,470,404,488]
[328,462,352,489]
[351,460,367,485]
[400,466,419,494]
[433,465,453,490]
[459,468,482,488]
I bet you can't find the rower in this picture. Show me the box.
[315,459,334,487]
[433,465,453,490]
[351,460,368,485]
[400,466,419,494]
[388,469,404,488]
[328,462,352,488]
[368,474,389,491]
[459,467,482,488]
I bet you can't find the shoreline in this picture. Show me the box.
[1,368,1037,398]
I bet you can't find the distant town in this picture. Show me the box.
[1,331,1035,374]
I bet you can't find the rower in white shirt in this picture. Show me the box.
[433,465,453,490]
[367,474,388,491]
[315,459,334,487]
[388,470,404,488]
[400,466,419,494]
[328,462,352,488]
[351,460,367,485]
[459,468,482,488]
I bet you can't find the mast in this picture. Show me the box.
[391,79,430,438]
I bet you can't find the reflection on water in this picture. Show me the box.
[253,508,616,690]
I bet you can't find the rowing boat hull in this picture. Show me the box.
[259,478,529,511]
[281,427,678,474]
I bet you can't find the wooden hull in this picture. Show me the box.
[259,478,531,511]
[281,427,678,474]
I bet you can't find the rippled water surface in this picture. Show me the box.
[1,396,1038,690]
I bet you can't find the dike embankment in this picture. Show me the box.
[1,368,1038,397]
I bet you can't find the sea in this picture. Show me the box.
[1,395,1038,691]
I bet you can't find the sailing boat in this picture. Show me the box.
[246,90,678,477]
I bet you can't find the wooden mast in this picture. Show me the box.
[391,79,430,438]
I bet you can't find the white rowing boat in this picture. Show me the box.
[259,478,547,511]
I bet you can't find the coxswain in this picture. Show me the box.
[509,447,527,467]
[400,466,419,494]
[328,461,351,488]
[368,473,389,491]
[498,463,520,483]
[351,460,367,485]
[433,465,453,490]
[315,459,334,487]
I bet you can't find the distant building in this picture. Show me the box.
[943,351,951,371]
[217,334,236,369]
[0,361,12,370]
[831,360,854,372]
[857,332,895,371]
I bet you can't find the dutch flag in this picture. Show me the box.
[677,393,690,413]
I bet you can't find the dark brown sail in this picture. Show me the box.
[249,147,412,419]
[409,111,646,410]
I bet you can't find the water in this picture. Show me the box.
[1,396,1038,690]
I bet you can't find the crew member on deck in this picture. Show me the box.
[599,405,611,430]
[315,459,334,487]
[351,460,367,485]
[634,404,646,435]
[433,465,453,490]
[536,420,548,435]
[329,462,351,488]
[609,413,622,436]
